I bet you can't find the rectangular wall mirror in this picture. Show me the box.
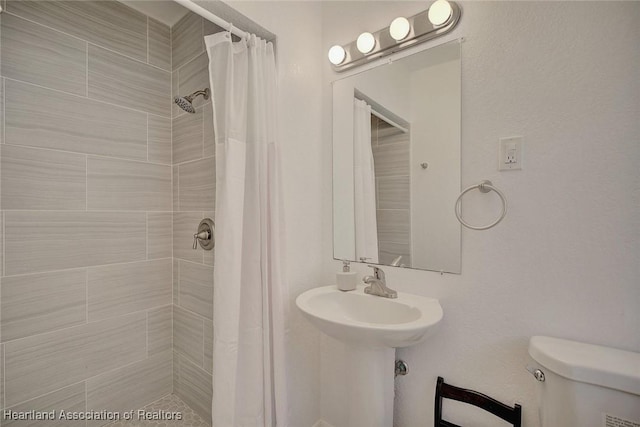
[332,40,461,273]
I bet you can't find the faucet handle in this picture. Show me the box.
[193,230,209,249]
[366,265,385,280]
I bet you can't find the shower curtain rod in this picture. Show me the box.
[354,89,410,134]
[173,0,249,40]
[370,109,409,134]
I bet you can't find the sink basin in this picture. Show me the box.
[296,285,443,348]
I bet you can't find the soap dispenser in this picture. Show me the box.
[336,260,358,291]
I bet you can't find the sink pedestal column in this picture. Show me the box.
[346,345,395,427]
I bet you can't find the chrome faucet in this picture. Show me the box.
[363,265,397,298]
[390,255,403,267]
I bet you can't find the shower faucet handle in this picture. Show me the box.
[193,230,210,249]
[192,218,215,251]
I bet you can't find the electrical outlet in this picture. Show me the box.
[499,136,523,171]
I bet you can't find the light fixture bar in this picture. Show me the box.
[331,1,461,72]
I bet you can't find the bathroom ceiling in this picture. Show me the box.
[120,0,190,27]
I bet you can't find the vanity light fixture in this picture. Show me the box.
[389,17,411,41]
[428,0,453,26]
[356,32,376,54]
[328,45,347,65]
[328,0,461,72]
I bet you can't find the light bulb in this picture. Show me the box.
[328,45,346,65]
[428,0,452,26]
[356,32,376,54]
[389,17,411,41]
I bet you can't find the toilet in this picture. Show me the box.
[528,336,640,427]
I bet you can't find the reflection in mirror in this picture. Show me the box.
[333,40,461,273]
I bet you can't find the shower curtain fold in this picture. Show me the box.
[205,31,289,427]
[353,99,379,263]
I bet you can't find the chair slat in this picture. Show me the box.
[434,376,522,427]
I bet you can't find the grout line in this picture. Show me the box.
[170,87,174,165]
[1,278,3,345]
[84,381,88,427]
[85,41,89,97]
[2,208,172,214]
[1,257,173,280]
[175,49,206,74]
[176,351,208,376]
[0,142,171,167]
[171,305,174,393]
[202,104,205,159]
[85,155,88,211]
[146,113,149,162]
[146,212,149,260]
[173,154,215,168]
[176,165,180,212]
[3,77,5,146]
[170,300,174,340]
[201,212,205,264]
[3,77,172,120]
[147,16,150,64]
[0,9,3,406]
[85,269,89,324]
[3,378,88,411]
[6,338,163,411]
[179,258,213,269]
[2,211,5,277]
[1,11,171,74]
[174,302,211,325]
[87,42,170,74]
[86,152,171,169]
[1,305,169,347]
[148,111,172,120]
[3,344,5,410]
[146,309,149,358]
[176,67,180,116]
[202,318,205,370]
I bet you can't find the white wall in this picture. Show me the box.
[322,2,640,427]
[213,1,326,426]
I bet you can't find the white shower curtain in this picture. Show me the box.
[205,32,288,427]
[353,99,379,263]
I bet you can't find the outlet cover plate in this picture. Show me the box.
[499,136,523,171]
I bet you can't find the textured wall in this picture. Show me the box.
[321,1,640,427]
[0,0,173,422]
[170,10,222,424]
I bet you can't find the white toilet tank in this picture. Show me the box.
[528,336,640,427]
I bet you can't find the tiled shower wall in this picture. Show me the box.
[0,0,173,423]
[371,116,412,266]
[171,11,221,422]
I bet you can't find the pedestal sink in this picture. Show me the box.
[296,285,443,427]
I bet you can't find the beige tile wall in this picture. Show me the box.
[0,1,174,424]
[171,11,220,422]
[371,116,413,266]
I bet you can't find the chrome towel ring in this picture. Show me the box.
[455,180,507,230]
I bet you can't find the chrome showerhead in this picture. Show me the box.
[174,96,196,114]
[174,88,210,114]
